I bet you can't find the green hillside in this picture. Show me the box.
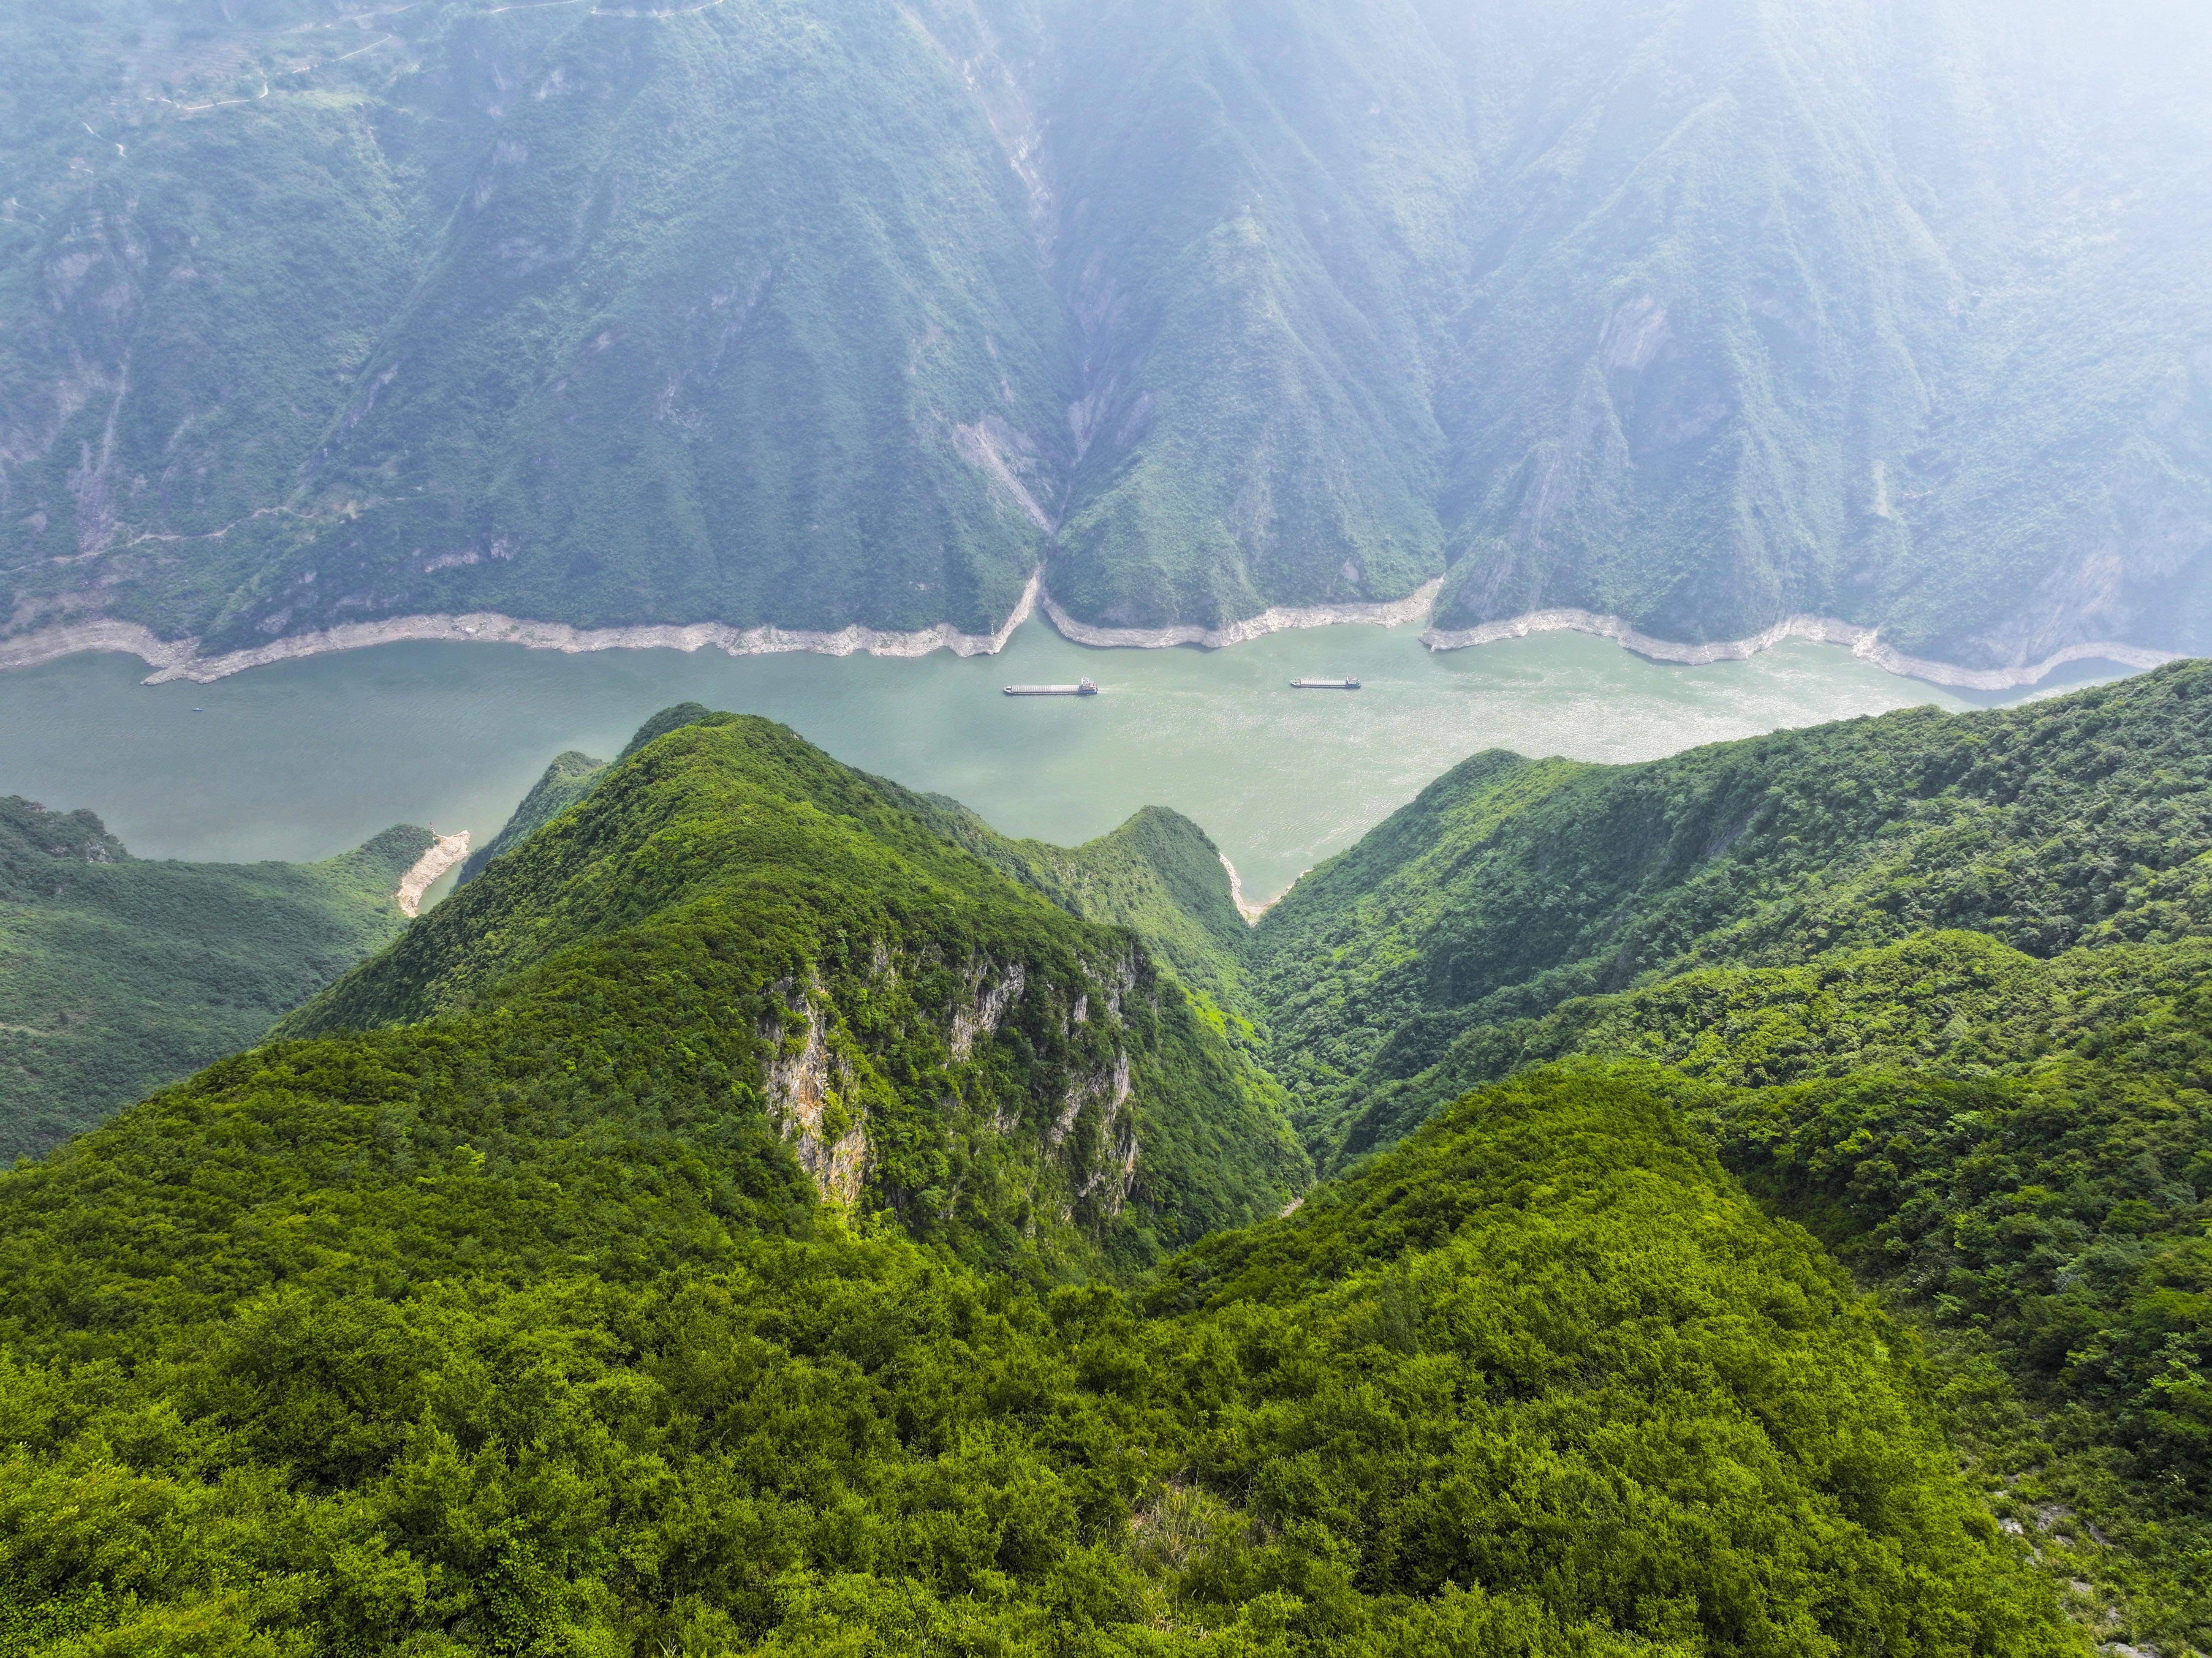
[922,801,1252,1010]
[1337,930,2212,1156]
[1039,0,1461,632]
[2,0,2205,669]
[28,682,2212,1649]
[455,749,607,887]
[1417,0,2212,664]
[1252,659,2212,1149]
[0,798,431,1161]
[1324,936,2212,1650]
[1230,664,2212,1647]
[277,711,1308,1278]
[0,1033,2071,1650]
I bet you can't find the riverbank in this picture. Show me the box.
[0,570,1450,684]
[1221,853,1299,923]
[150,573,1045,685]
[0,575,1046,686]
[1039,577,1443,650]
[1420,607,2176,693]
[397,831,471,917]
[0,620,197,676]
[0,607,1979,899]
[0,576,2174,694]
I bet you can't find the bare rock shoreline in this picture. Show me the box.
[1420,608,2177,693]
[0,571,2176,693]
[396,831,472,917]
[1220,852,1299,923]
[143,571,1046,685]
[1040,577,1443,649]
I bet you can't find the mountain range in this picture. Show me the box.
[10,669,2212,1647]
[12,3,2212,1640]
[3,0,2208,675]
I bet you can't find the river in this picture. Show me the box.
[0,621,2120,907]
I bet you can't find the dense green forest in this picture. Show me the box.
[1252,659,2212,1151]
[1225,662,2212,1649]
[0,1002,2073,1648]
[14,664,2212,1651]
[1332,935,2212,1646]
[456,751,606,887]
[2,0,2207,668]
[0,797,431,1160]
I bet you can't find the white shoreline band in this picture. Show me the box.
[0,572,2176,693]
[1419,607,2176,692]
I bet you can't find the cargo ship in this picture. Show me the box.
[1003,677,1099,696]
[1289,676,1361,690]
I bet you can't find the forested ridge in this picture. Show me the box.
[272,711,1306,1279]
[1337,934,2212,1646]
[0,1048,2072,1650]
[1239,661,2212,1650]
[1253,659,2212,1151]
[0,798,432,1161]
[14,668,2212,1651]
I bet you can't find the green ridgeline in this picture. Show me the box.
[274,711,1307,1281]
[0,798,431,1161]
[0,1043,2074,1652]
[364,670,2212,1658]
[1239,662,2212,1649]
[454,702,720,888]
[458,703,1288,1148]
[3,1,2207,667]
[918,801,1253,1011]
[1253,659,2212,1153]
[455,751,607,887]
[22,669,2212,1650]
[1339,929,2212,1156]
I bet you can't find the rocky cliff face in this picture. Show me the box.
[757,944,1152,1253]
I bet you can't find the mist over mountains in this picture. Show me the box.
[4,0,2208,670]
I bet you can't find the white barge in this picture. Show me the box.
[1290,676,1361,690]
[1003,677,1099,696]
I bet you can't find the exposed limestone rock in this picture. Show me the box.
[758,981,869,1205]
[395,831,470,917]
[1101,952,1137,1022]
[1040,577,1441,650]
[951,959,1026,1059]
[1051,1049,1137,1217]
[757,947,1149,1228]
[0,574,1046,685]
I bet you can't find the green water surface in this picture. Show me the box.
[0,620,2097,904]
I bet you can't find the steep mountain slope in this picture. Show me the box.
[923,800,1252,1009]
[1340,929,2212,1157]
[1038,0,1464,633]
[1418,0,2212,665]
[1250,659,2212,1149]
[2,0,2205,672]
[278,710,1307,1275]
[0,798,432,1160]
[455,747,606,885]
[0,0,1065,656]
[234,0,1068,653]
[1220,663,2212,1644]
